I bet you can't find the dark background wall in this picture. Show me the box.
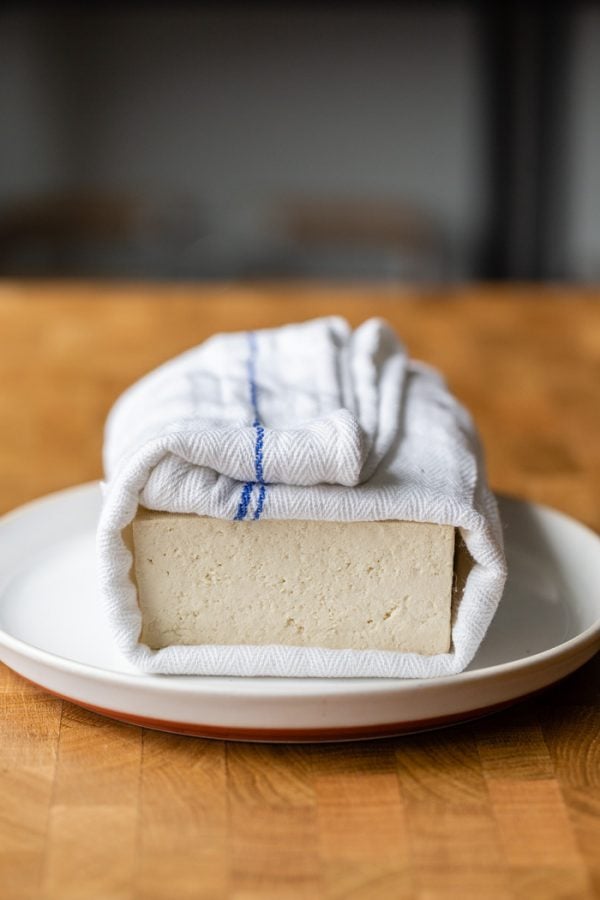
[0,4,598,281]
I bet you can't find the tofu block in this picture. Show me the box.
[131,510,455,655]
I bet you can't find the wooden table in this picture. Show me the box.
[0,282,598,900]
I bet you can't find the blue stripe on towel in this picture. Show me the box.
[234,480,254,521]
[234,332,267,521]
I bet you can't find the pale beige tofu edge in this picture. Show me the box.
[130,511,456,655]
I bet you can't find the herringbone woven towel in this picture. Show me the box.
[98,317,507,677]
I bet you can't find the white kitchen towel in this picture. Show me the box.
[98,316,507,678]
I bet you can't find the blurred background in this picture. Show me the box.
[0,2,598,283]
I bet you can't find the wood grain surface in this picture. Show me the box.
[0,281,598,899]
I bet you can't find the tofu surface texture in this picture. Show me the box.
[132,511,455,655]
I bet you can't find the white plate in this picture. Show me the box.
[0,483,598,742]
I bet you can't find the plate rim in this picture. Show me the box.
[11,673,569,742]
[0,481,598,700]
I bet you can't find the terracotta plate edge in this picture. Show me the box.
[18,674,566,742]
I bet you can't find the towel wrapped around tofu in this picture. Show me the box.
[97,316,506,677]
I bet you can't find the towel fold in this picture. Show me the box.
[97,316,507,678]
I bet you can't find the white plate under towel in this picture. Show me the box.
[0,483,598,742]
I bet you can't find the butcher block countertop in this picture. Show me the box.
[0,281,598,900]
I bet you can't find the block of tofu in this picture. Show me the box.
[131,510,455,655]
